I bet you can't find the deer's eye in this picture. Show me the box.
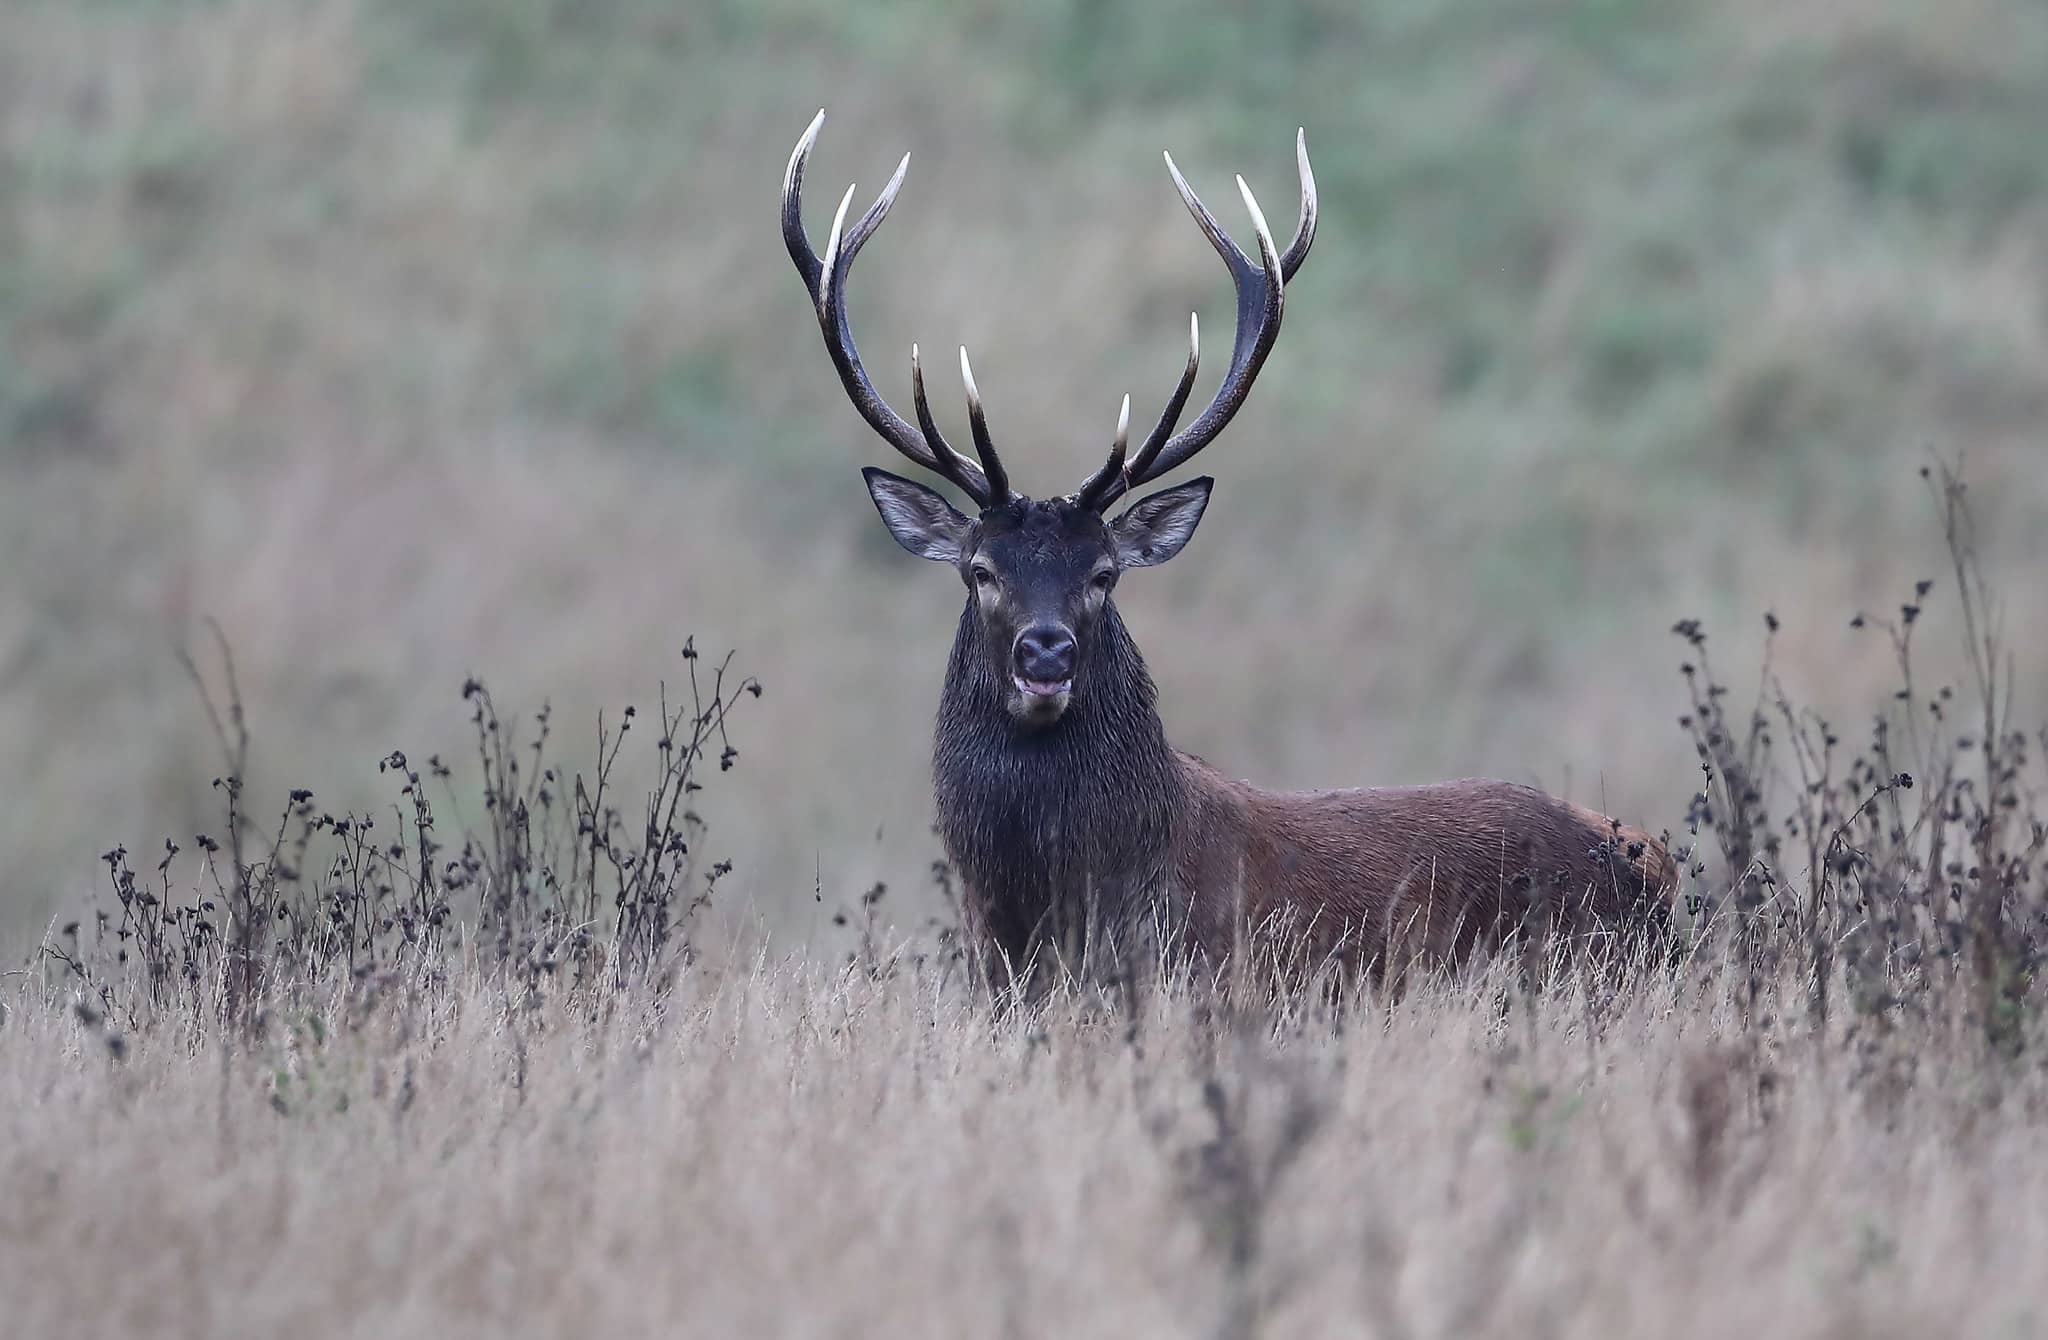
[971,565,997,590]
[1090,569,1116,592]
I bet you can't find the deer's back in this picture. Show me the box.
[1176,758,1675,966]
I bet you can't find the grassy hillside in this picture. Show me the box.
[5,0,2048,938]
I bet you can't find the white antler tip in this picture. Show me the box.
[1236,177,1275,247]
[815,184,858,316]
[786,110,828,187]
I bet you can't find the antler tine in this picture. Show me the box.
[847,151,911,262]
[780,109,829,292]
[1078,311,1194,512]
[956,347,1011,504]
[1073,393,1134,507]
[1238,172,1286,296]
[1280,128,1318,280]
[1116,311,1200,493]
[1147,171,1283,476]
[1079,132,1315,511]
[910,344,990,499]
[814,182,858,322]
[782,109,999,508]
[1163,150,1254,277]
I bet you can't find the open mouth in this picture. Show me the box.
[1013,676,1073,699]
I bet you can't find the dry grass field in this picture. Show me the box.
[6,953,2045,1340]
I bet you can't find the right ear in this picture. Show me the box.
[863,467,972,562]
[1110,476,1212,568]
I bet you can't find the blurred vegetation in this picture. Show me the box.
[4,0,2047,940]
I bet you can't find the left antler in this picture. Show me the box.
[1076,131,1317,512]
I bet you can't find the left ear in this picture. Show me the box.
[1110,477,1213,568]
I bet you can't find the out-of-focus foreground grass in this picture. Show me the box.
[7,952,2045,1339]
[5,0,2047,941]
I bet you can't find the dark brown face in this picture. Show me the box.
[863,469,1215,726]
[963,501,1116,724]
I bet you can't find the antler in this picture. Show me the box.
[1076,130,1317,512]
[782,110,1013,509]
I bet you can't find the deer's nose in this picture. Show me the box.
[1013,625,1077,685]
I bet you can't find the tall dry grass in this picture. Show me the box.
[6,942,2044,1337]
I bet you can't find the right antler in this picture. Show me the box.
[1076,132,1317,512]
[782,110,1012,509]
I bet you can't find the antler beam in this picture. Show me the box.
[782,110,1012,509]
[1076,130,1317,512]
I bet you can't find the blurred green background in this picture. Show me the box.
[5,0,2047,944]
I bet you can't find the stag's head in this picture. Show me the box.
[782,110,1316,726]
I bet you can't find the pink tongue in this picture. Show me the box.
[1020,679,1067,696]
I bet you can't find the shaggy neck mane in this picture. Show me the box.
[932,600,1185,966]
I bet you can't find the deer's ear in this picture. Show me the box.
[863,467,972,562]
[1111,477,1212,568]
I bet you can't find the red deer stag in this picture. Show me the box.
[782,110,1675,983]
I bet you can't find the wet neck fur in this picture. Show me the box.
[932,601,1184,965]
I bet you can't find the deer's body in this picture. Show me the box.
[934,598,1672,975]
[781,110,1675,984]
[1179,767,1671,966]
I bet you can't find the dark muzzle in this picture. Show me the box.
[1012,624,1077,692]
